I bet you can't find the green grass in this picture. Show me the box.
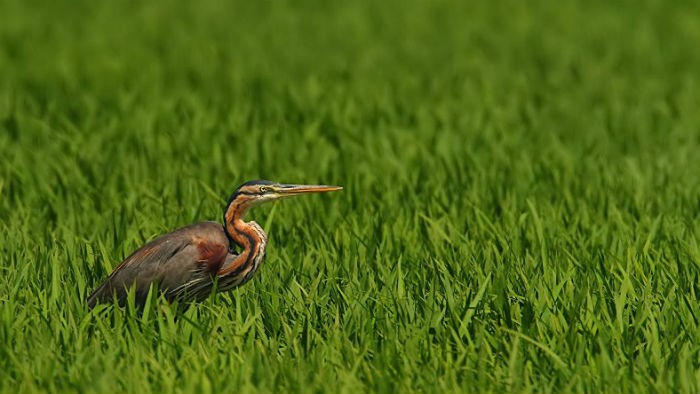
[1,0,699,392]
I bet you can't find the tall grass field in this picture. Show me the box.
[1,0,699,392]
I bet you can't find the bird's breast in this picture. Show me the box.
[247,221,268,273]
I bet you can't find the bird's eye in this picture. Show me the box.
[260,186,271,193]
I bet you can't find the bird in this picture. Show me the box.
[87,180,342,309]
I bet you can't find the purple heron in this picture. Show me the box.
[87,180,342,309]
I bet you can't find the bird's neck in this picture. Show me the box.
[219,213,268,276]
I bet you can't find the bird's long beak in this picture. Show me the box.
[277,184,343,195]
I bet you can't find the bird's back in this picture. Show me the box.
[87,221,232,308]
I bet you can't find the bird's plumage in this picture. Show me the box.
[87,180,341,310]
[87,221,238,308]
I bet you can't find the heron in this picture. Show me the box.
[87,180,342,309]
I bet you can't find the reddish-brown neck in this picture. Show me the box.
[219,200,267,276]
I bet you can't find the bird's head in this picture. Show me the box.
[225,180,342,220]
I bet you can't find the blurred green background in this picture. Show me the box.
[1,0,699,393]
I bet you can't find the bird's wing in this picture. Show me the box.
[192,237,229,273]
[87,224,230,308]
